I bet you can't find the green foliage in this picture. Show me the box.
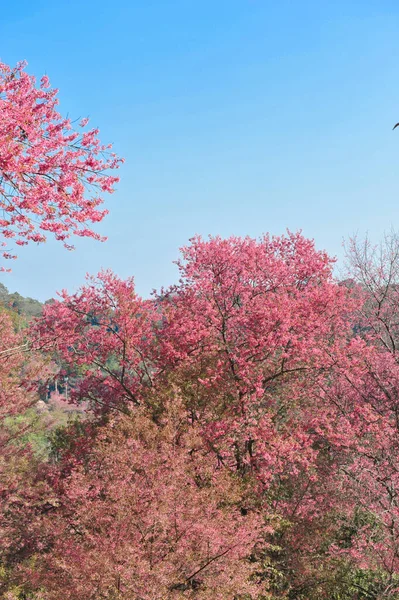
[48,416,88,464]
[3,409,52,459]
[0,282,48,321]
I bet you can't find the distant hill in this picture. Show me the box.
[0,283,52,319]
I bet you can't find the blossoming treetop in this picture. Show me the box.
[0,60,122,268]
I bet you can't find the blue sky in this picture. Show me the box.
[1,0,399,300]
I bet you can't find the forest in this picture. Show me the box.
[2,60,399,600]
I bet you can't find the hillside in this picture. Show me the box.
[0,283,51,319]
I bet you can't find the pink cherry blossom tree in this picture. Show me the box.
[0,60,122,269]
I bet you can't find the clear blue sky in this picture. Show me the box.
[1,0,399,300]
